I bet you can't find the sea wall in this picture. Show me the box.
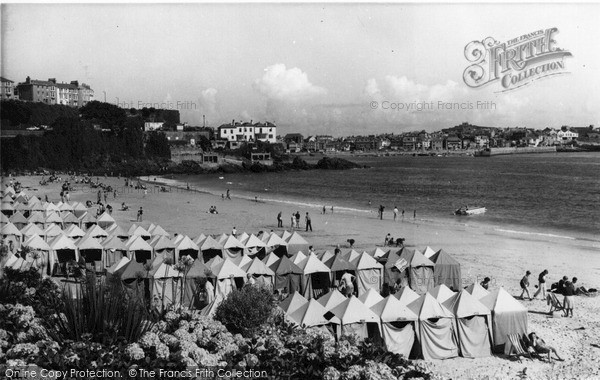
[480,146,557,156]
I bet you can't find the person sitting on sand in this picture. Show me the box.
[480,277,491,290]
[121,202,129,211]
[384,233,391,246]
[528,332,564,362]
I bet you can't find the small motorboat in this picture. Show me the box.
[454,206,487,216]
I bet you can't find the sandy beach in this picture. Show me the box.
[6,174,600,379]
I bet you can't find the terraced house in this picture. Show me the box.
[16,76,93,107]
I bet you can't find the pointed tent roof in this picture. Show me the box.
[231,254,252,269]
[352,252,383,270]
[325,254,355,272]
[217,233,229,244]
[85,224,108,238]
[211,258,246,279]
[45,224,64,237]
[44,202,60,214]
[186,259,215,278]
[408,293,454,319]
[207,255,225,269]
[151,235,175,251]
[394,286,421,305]
[372,295,419,322]
[77,235,103,250]
[237,232,249,243]
[383,250,403,268]
[422,246,438,258]
[79,212,97,223]
[3,186,15,196]
[106,256,130,274]
[278,291,308,314]
[27,211,45,224]
[96,212,116,226]
[358,288,384,308]
[2,194,14,203]
[443,289,490,318]
[106,225,128,239]
[262,252,280,267]
[341,249,361,263]
[465,283,491,300]
[298,253,330,274]
[193,233,206,245]
[222,235,244,249]
[0,213,9,225]
[270,255,303,275]
[120,259,149,280]
[289,298,340,326]
[59,202,74,212]
[28,202,45,212]
[259,231,271,243]
[175,235,199,251]
[1,202,14,212]
[21,223,45,237]
[480,287,527,314]
[0,222,23,236]
[129,225,151,238]
[290,250,307,265]
[430,249,460,266]
[64,224,85,238]
[60,212,80,225]
[48,234,77,250]
[398,248,434,268]
[264,233,287,247]
[9,211,27,225]
[199,235,223,251]
[125,235,153,251]
[329,296,380,325]
[45,212,63,224]
[244,234,266,248]
[318,250,335,263]
[23,234,51,251]
[149,224,170,237]
[72,202,88,212]
[242,257,275,276]
[171,234,184,246]
[286,231,309,244]
[317,289,347,310]
[102,234,127,251]
[149,262,182,278]
[14,202,28,212]
[280,230,292,241]
[430,284,456,303]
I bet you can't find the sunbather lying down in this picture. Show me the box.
[528,332,564,363]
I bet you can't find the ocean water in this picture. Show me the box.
[170,152,600,242]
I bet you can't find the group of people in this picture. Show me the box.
[208,205,219,214]
[378,205,416,221]
[384,233,405,247]
[276,211,313,232]
[321,205,334,214]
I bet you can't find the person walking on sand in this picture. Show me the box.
[322,205,326,214]
[277,211,283,228]
[295,211,301,229]
[393,206,398,221]
[305,212,312,232]
[519,270,532,300]
[413,209,416,219]
[533,269,549,299]
[137,207,143,222]
[226,189,231,200]
[402,209,405,219]
[331,206,334,213]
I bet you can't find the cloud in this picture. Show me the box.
[253,63,326,101]
[199,87,218,115]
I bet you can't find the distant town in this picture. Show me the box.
[2,75,599,159]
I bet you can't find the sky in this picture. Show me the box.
[2,3,600,136]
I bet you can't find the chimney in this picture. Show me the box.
[203,115,206,128]
[250,119,253,124]
[70,80,79,87]
[26,76,31,84]
[48,78,56,84]
[232,119,235,126]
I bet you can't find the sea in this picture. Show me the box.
[165,152,600,243]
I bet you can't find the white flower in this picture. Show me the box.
[125,343,145,361]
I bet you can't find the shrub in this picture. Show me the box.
[215,285,276,337]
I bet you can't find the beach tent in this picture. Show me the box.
[382,250,404,285]
[77,234,104,271]
[280,230,292,241]
[175,235,200,260]
[199,236,225,262]
[480,288,528,354]
[286,232,310,256]
[231,254,252,269]
[96,212,116,229]
[279,291,309,315]
[9,212,28,230]
[44,202,60,216]
[242,257,275,287]
[317,289,347,311]
[2,194,14,203]
[1,202,14,216]
[27,195,40,205]
[22,234,51,275]
[183,259,216,308]
[106,225,129,241]
[270,255,303,294]
[422,246,437,259]
[27,212,46,229]
[371,295,419,357]
[289,298,340,334]
[129,225,151,240]
[58,202,74,212]
[0,213,9,226]
[443,290,492,358]
[465,283,490,300]
[149,261,182,308]
[263,252,280,268]
[341,249,362,263]
[396,248,435,295]
[290,250,307,265]
[28,201,44,213]
[243,234,267,259]
[72,202,88,218]
[329,296,381,340]
[430,249,462,291]
[149,224,170,237]
[125,235,154,263]
[3,186,16,196]
[352,252,384,296]
[48,234,78,276]
[43,224,63,241]
[221,235,244,259]
[60,212,81,228]
[193,234,206,246]
[150,235,175,263]
[1,222,22,249]
[44,212,63,229]
[358,288,384,308]
[324,254,356,289]
[85,224,108,239]
[79,212,97,229]
[216,233,229,244]
[171,234,184,246]
[237,232,249,244]
[317,250,335,263]
[395,286,420,305]
[119,259,149,299]
[102,234,128,268]
[297,253,331,299]
[430,284,456,303]
[207,255,224,270]
[408,293,458,360]
[64,224,85,239]
[106,256,130,278]
[264,233,288,257]
[211,258,246,299]
[21,223,46,241]
[14,193,28,204]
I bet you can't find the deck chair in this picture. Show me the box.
[547,293,565,314]
[506,333,536,362]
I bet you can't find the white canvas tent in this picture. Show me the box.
[371,295,418,357]
[329,296,381,340]
[297,253,331,299]
[480,288,528,354]
[352,252,383,296]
